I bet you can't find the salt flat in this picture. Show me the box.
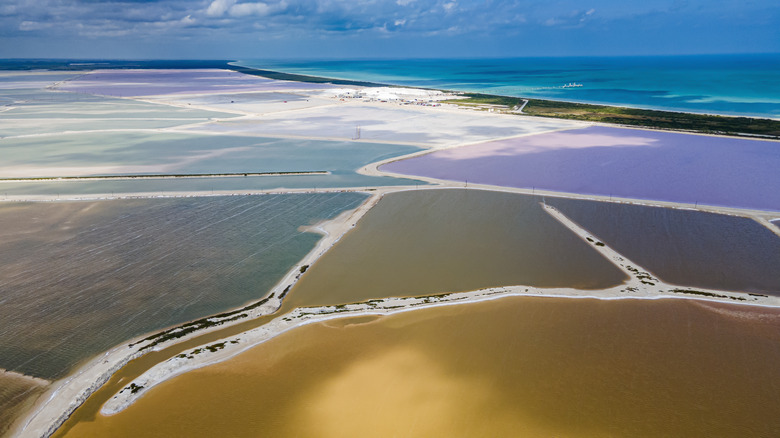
[183,101,581,147]
[146,91,335,115]
[56,69,335,97]
[0,78,237,138]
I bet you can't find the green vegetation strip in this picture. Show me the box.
[131,293,275,351]
[227,64,780,139]
[229,64,388,87]
[445,93,780,139]
[669,288,746,301]
[0,171,329,183]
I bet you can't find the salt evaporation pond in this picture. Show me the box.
[282,189,627,311]
[0,71,80,89]
[0,193,366,380]
[57,69,335,97]
[0,132,423,191]
[381,126,780,211]
[59,297,780,437]
[546,197,780,295]
[187,103,579,147]
[0,90,235,137]
[0,172,419,198]
[154,91,330,115]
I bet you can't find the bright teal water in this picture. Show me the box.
[237,55,780,118]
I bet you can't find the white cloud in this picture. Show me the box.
[229,2,271,17]
[206,0,237,17]
[19,20,51,31]
[396,0,415,5]
[394,18,406,26]
[181,14,196,25]
[0,4,18,15]
[544,8,597,27]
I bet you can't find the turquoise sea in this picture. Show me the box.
[237,55,780,119]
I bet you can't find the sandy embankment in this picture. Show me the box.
[13,191,382,438]
[99,200,780,416]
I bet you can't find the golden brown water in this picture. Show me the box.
[61,297,780,437]
[282,189,627,311]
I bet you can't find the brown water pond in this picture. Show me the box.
[281,189,627,311]
[60,296,780,438]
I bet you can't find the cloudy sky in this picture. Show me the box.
[1,0,778,59]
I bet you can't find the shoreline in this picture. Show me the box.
[226,63,780,138]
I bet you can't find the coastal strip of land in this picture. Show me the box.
[228,64,780,139]
[5,59,778,138]
[444,93,780,139]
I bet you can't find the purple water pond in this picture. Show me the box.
[381,126,780,211]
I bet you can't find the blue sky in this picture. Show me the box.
[0,0,778,59]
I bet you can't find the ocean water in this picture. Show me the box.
[237,54,780,119]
